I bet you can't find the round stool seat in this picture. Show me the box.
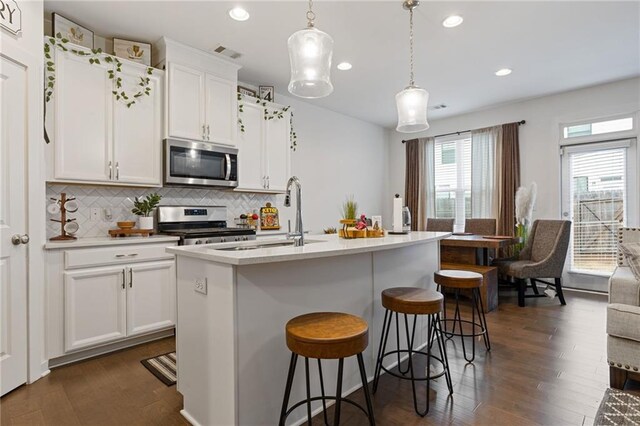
[381,287,443,315]
[286,312,368,359]
[435,270,483,289]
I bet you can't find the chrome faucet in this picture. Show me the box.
[284,176,304,247]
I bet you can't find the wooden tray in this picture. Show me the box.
[108,228,154,238]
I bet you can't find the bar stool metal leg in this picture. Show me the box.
[396,313,410,375]
[279,353,298,426]
[356,353,376,426]
[373,309,392,394]
[434,314,454,394]
[474,289,491,351]
[334,358,344,426]
[317,359,329,426]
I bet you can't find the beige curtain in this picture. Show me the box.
[497,122,521,236]
[405,138,428,231]
[471,126,502,219]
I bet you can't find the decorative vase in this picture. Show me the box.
[138,216,154,230]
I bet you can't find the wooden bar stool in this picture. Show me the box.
[434,270,491,363]
[279,312,375,426]
[372,287,453,417]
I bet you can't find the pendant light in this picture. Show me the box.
[396,0,429,133]
[287,0,334,98]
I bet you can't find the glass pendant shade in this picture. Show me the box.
[396,85,430,133]
[287,27,334,98]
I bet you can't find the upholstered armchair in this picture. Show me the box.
[496,220,571,307]
[426,218,454,232]
[607,227,640,389]
[465,219,497,236]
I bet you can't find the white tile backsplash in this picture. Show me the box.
[46,184,276,239]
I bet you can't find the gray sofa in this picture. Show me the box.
[607,227,640,389]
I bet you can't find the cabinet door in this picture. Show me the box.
[113,64,163,185]
[126,261,176,337]
[264,110,291,192]
[53,49,113,182]
[64,267,126,352]
[204,74,237,146]
[236,102,266,191]
[168,63,205,141]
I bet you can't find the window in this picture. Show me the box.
[434,136,471,225]
[563,116,634,139]
[562,141,632,275]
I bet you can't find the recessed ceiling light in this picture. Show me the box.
[229,7,250,21]
[337,62,352,71]
[495,68,512,76]
[442,15,463,28]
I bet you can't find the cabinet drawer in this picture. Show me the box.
[65,244,176,270]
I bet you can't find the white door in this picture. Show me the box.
[204,74,236,146]
[53,48,113,182]
[264,110,291,192]
[561,139,637,290]
[126,261,176,336]
[236,102,265,191]
[64,267,127,352]
[168,63,205,141]
[113,63,162,185]
[0,55,29,396]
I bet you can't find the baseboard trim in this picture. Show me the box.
[180,409,202,426]
[48,328,175,369]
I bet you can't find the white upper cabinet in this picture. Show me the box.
[167,63,205,141]
[204,74,237,145]
[237,102,265,191]
[47,40,163,187]
[53,49,113,182]
[235,100,291,193]
[113,63,163,185]
[157,37,240,147]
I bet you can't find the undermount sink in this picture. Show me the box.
[214,240,320,251]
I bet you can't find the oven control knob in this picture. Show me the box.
[194,240,202,245]
[243,236,249,241]
[205,240,212,244]
[220,237,226,243]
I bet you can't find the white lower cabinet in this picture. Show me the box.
[126,261,176,336]
[47,242,177,360]
[64,266,127,352]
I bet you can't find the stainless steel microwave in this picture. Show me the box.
[164,139,238,188]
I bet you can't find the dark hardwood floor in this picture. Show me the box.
[1,289,637,425]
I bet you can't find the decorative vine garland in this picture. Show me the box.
[237,94,298,151]
[44,34,154,109]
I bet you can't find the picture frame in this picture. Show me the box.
[113,38,151,66]
[237,85,257,98]
[52,13,94,49]
[259,85,275,102]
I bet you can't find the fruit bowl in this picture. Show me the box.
[117,221,136,230]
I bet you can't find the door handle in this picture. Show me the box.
[121,269,126,289]
[129,268,133,288]
[11,234,29,245]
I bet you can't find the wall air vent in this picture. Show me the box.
[431,104,448,110]
[212,45,242,60]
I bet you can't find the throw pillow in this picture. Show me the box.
[619,243,640,281]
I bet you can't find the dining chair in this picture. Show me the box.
[495,220,571,307]
[426,218,454,232]
[465,219,497,236]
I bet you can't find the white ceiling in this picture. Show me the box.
[44,1,640,129]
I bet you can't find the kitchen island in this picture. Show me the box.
[167,232,449,426]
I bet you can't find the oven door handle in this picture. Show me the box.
[225,154,231,181]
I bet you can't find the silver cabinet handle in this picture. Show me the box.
[11,234,29,245]
[263,176,266,188]
[207,124,211,140]
[121,269,125,289]
[129,268,133,288]
[202,124,206,140]
[115,162,119,180]
[109,161,113,180]
[225,154,231,181]
[115,253,139,258]
[267,176,270,189]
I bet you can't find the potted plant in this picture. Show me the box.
[339,195,359,238]
[514,182,537,255]
[132,193,162,230]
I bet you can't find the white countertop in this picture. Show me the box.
[166,231,450,266]
[44,235,180,250]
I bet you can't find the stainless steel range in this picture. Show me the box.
[157,206,256,246]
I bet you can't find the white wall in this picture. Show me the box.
[1,0,47,381]
[385,77,640,290]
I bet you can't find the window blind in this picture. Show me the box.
[434,137,471,222]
